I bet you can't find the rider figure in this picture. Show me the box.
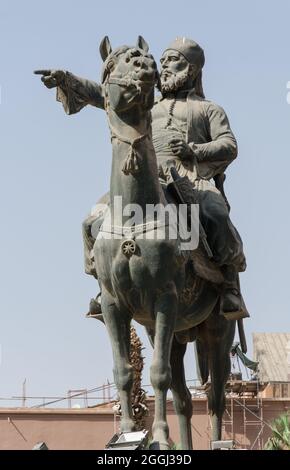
[151,37,248,320]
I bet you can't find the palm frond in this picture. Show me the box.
[265,413,290,450]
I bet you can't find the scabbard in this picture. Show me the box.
[167,167,213,258]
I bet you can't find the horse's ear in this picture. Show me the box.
[136,35,149,52]
[99,36,112,61]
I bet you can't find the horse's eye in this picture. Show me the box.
[107,60,115,71]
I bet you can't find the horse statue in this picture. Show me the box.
[93,37,237,450]
[35,36,241,450]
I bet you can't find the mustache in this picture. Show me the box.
[160,70,173,78]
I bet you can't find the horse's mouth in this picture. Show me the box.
[131,69,158,85]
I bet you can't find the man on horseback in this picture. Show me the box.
[35,36,248,321]
[86,37,248,321]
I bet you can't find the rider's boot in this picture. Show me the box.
[220,265,249,321]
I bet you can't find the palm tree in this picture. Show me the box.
[265,413,290,450]
[130,326,148,430]
[87,312,148,429]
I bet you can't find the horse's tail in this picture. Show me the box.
[195,319,247,381]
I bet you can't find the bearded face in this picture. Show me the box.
[160,66,191,94]
[160,50,192,95]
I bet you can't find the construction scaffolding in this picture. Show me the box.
[198,380,269,450]
[223,382,267,450]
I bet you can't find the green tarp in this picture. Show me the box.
[231,343,259,372]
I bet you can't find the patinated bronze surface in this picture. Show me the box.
[35,36,249,450]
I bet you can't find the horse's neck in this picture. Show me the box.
[108,107,163,223]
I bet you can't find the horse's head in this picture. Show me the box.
[100,36,159,113]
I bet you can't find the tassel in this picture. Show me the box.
[122,147,140,175]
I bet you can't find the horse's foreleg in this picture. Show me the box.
[101,290,134,432]
[170,338,193,450]
[150,287,177,449]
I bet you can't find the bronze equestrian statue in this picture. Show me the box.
[35,36,249,450]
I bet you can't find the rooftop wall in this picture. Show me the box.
[0,397,289,450]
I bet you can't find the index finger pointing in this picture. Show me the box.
[34,70,52,76]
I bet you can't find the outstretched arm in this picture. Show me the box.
[34,70,105,114]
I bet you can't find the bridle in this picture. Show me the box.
[103,55,157,176]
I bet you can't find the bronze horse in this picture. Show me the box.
[35,36,239,450]
[93,37,236,450]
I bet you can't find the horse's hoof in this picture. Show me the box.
[149,441,160,450]
[149,440,170,450]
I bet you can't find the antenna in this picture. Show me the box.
[22,378,26,408]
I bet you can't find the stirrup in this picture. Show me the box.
[221,291,250,321]
[86,294,104,322]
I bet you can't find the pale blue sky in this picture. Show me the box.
[0,0,289,405]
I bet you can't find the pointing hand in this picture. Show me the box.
[34,69,65,89]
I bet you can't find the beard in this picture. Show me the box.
[160,67,190,95]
